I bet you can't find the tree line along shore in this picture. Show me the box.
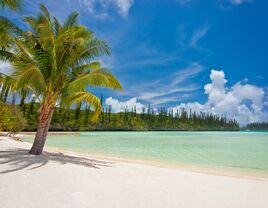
[1,100,241,132]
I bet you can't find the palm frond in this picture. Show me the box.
[63,12,79,28]
[0,16,22,35]
[62,91,102,122]
[0,50,14,61]
[72,61,101,75]
[53,16,62,35]
[39,4,51,22]
[67,68,123,92]
[79,39,111,60]
[11,57,46,95]
[0,0,22,11]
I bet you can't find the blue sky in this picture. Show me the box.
[1,0,268,124]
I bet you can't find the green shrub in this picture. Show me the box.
[0,101,27,134]
[0,101,16,132]
[9,105,27,134]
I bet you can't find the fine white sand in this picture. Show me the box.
[1,136,268,208]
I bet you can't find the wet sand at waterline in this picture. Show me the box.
[1,136,268,208]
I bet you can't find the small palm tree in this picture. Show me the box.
[0,4,122,155]
[0,0,22,10]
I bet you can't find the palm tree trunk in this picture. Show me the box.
[29,105,55,155]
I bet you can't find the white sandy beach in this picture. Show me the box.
[1,136,268,208]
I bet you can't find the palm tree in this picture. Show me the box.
[0,0,22,10]
[0,4,122,155]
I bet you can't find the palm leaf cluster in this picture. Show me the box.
[0,0,22,10]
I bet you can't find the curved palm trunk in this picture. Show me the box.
[29,105,55,155]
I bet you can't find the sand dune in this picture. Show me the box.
[1,136,268,208]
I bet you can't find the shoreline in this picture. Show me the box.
[1,135,268,208]
[43,147,268,181]
[14,134,268,180]
[18,132,268,181]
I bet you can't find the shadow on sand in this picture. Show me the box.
[0,148,113,174]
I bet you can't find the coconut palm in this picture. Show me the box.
[0,4,122,155]
[0,0,22,10]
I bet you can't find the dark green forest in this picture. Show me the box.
[243,122,268,131]
[20,101,239,131]
[3,95,268,132]
[0,83,241,131]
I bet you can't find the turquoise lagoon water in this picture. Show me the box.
[24,131,268,175]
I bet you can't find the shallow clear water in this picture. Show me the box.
[24,131,268,175]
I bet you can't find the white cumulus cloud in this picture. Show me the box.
[170,69,267,126]
[106,69,268,126]
[105,97,145,113]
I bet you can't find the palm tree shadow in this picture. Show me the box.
[0,148,113,174]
